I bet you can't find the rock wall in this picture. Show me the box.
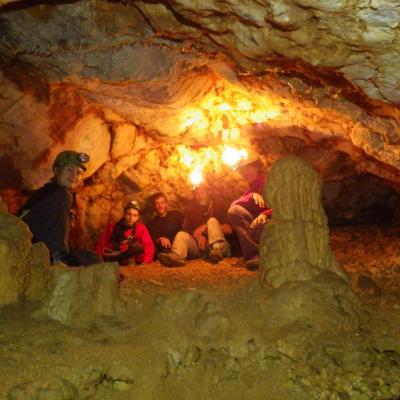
[0,210,31,305]
[1,0,400,239]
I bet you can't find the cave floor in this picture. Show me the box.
[120,225,400,306]
[1,226,400,400]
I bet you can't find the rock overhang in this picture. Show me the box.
[0,0,400,228]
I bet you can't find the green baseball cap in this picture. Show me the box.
[53,151,90,171]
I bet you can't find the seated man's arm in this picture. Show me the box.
[193,224,207,250]
[250,212,272,229]
[157,237,172,248]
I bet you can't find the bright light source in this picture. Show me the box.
[218,102,231,111]
[222,146,248,167]
[237,100,252,110]
[189,167,203,186]
[181,152,193,167]
[181,109,205,129]
[229,127,241,140]
[250,108,280,123]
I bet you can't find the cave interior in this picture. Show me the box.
[1,1,400,399]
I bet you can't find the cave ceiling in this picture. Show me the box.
[0,0,399,192]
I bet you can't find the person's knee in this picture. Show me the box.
[228,205,243,222]
[207,217,219,226]
[174,231,191,244]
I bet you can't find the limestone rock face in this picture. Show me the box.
[45,262,121,328]
[1,0,400,240]
[0,195,7,213]
[260,156,346,288]
[260,272,363,333]
[1,1,399,103]
[0,211,31,305]
[24,242,52,302]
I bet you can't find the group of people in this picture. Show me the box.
[18,150,272,270]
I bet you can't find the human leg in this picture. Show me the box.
[228,205,259,260]
[159,231,199,267]
[206,217,230,262]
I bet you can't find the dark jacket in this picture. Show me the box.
[18,181,73,257]
[148,210,184,245]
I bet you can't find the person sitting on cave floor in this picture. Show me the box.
[228,158,272,271]
[158,184,232,267]
[17,150,102,266]
[147,192,184,259]
[96,200,154,266]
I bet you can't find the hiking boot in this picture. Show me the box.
[244,257,259,271]
[209,240,230,263]
[209,246,224,263]
[159,252,185,267]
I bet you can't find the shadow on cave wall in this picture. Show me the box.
[322,174,400,227]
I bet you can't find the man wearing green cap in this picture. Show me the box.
[17,150,95,265]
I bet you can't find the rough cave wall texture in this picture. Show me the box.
[0,0,400,241]
[260,156,348,288]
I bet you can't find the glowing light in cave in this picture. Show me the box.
[179,91,281,140]
[179,148,194,167]
[250,109,281,123]
[181,109,206,129]
[222,146,248,167]
[218,102,231,111]
[189,167,203,187]
[177,145,248,186]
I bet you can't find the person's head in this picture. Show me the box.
[123,200,141,226]
[237,159,262,184]
[152,192,168,217]
[193,184,209,206]
[52,151,90,189]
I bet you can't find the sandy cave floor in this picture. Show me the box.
[120,225,400,305]
[1,226,400,399]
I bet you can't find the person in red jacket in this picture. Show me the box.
[96,200,154,265]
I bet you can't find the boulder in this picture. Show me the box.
[0,212,31,305]
[45,262,121,328]
[24,242,52,302]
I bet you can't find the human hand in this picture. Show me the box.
[159,237,171,248]
[221,223,233,235]
[250,214,268,229]
[252,193,265,208]
[129,240,144,256]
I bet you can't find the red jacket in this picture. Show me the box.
[96,222,154,264]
